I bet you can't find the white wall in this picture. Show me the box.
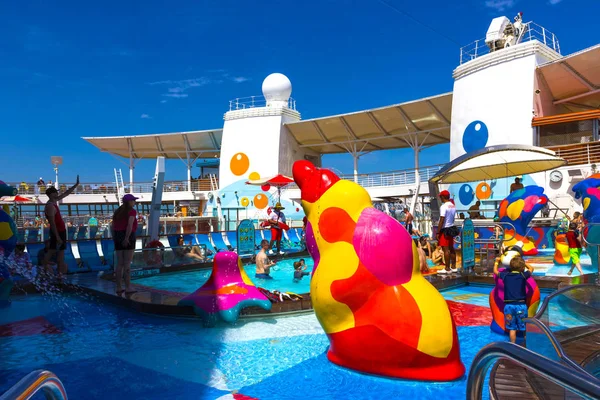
[218,114,285,188]
[450,54,539,160]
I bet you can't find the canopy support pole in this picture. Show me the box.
[402,132,430,217]
[341,142,371,184]
[129,159,134,193]
[353,153,359,183]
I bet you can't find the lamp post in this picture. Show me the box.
[51,156,63,189]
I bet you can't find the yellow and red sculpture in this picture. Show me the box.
[292,160,465,381]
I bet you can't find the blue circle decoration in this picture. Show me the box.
[458,184,475,206]
[462,120,489,153]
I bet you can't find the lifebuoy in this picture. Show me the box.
[144,240,165,267]
[476,182,492,200]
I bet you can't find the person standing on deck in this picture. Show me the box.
[436,190,458,274]
[42,177,79,280]
[268,202,286,255]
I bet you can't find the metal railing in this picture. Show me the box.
[228,95,297,111]
[0,370,68,400]
[547,141,600,168]
[8,165,445,197]
[524,284,600,377]
[467,342,600,400]
[6,179,216,197]
[459,21,560,65]
[287,164,444,190]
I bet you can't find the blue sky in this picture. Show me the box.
[1,0,598,185]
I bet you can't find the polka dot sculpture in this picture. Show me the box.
[292,160,465,381]
[178,251,272,326]
[489,243,540,335]
[572,174,600,272]
[497,186,548,255]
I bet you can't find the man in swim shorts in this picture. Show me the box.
[42,177,79,279]
[255,240,275,279]
[404,208,414,235]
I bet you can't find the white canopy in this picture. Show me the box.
[430,145,567,184]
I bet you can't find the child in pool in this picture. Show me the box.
[293,259,310,282]
[493,255,534,346]
[566,222,584,276]
[414,239,429,274]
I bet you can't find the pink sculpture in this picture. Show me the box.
[178,251,271,324]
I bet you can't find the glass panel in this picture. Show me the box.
[540,119,593,146]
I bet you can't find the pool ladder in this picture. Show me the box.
[0,370,68,400]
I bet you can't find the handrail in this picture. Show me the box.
[467,342,600,400]
[0,370,68,400]
[522,318,593,377]
[532,283,599,319]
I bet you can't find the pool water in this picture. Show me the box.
[135,259,314,294]
[1,284,592,399]
[524,249,596,277]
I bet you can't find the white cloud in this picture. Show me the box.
[162,93,188,98]
[548,0,562,4]
[148,77,213,99]
[160,100,168,104]
[140,113,151,119]
[148,72,249,99]
[485,0,517,11]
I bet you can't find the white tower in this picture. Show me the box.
[449,15,561,160]
[218,73,314,190]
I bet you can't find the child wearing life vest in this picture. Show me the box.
[566,222,584,276]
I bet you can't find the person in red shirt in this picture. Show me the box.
[566,222,584,276]
[42,177,79,279]
[112,194,139,295]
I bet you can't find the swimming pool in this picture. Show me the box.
[135,258,315,294]
[0,284,591,399]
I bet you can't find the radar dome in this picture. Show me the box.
[262,73,292,106]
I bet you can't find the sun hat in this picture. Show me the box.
[274,202,285,210]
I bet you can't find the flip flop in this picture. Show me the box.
[116,290,125,296]
[125,290,137,294]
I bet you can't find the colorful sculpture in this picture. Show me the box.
[572,174,600,271]
[293,160,465,381]
[553,234,571,265]
[178,251,271,325]
[0,185,18,307]
[489,243,540,335]
[497,186,548,255]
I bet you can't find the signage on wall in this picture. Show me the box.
[462,218,475,271]
[237,219,255,256]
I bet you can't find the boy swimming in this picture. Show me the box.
[493,255,534,346]
[293,259,310,282]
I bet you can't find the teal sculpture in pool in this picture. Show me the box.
[573,174,600,272]
[178,251,272,325]
[0,181,18,307]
